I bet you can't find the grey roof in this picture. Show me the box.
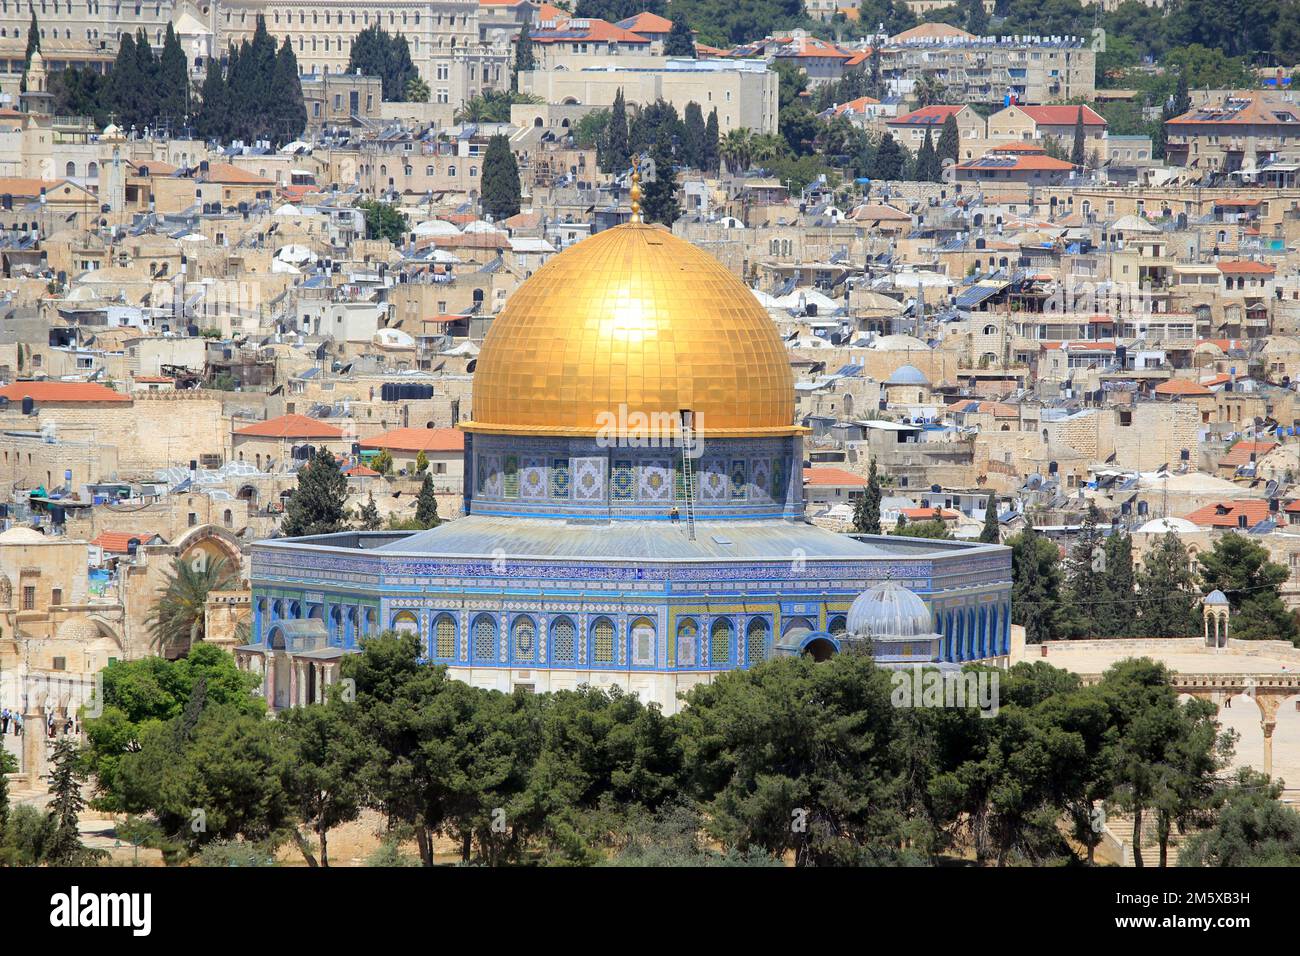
[1205,589,1230,606]
[368,515,930,562]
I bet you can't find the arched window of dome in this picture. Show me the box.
[591,617,615,665]
[746,618,768,667]
[630,617,655,665]
[827,615,846,636]
[473,614,497,662]
[391,610,418,634]
[550,616,576,663]
[512,616,536,661]
[330,606,343,641]
[434,613,456,659]
[676,618,697,667]
[709,619,732,666]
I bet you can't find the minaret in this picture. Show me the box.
[101,122,126,215]
[19,49,52,116]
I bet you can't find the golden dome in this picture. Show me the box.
[461,223,798,438]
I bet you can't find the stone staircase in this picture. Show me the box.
[1103,812,1186,867]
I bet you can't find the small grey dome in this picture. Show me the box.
[847,581,934,639]
[885,363,930,387]
[1204,589,1229,606]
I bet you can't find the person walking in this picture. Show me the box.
[1,708,9,735]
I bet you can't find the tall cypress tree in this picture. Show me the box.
[511,27,534,92]
[281,449,349,537]
[704,107,720,173]
[979,493,999,543]
[917,128,938,182]
[1136,530,1201,638]
[271,35,307,144]
[20,9,38,94]
[46,738,90,865]
[159,23,188,128]
[681,101,706,170]
[1060,503,1106,638]
[415,473,440,529]
[854,459,882,535]
[132,28,160,129]
[195,55,227,141]
[604,88,629,173]
[937,112,959,165]
[482,132,521,219]
[640,130,679,225]
[110,32,135,125]
[1097,530,1135,637]
[665,13,695,57]
[1071,105,1086,169]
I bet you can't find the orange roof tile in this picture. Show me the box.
[91,531,163,553]
[1184,499,1275,528]
[0,382,129,403]
[900,507,960,520]
[802,467,865,486]
[1154,379,1213,396]
[343,463,380,477]
[1217,260,1276,275]
[202,163,274,186]
[233,414,344,439]
[888,105,966,127]
[1221,441,1277,467]
[618,11,673,33]
[360,427,464,453]
[1017,105,1106,126]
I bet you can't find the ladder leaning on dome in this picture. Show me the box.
[678,409,697,541]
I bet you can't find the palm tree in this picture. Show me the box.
[719,128,753,174]
[405,76,430,103]
[914,73,948,107]
[749,132,788,163]
[146,554,237,656]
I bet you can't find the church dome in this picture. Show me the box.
[461,223,798,438]
[846,581,934,639]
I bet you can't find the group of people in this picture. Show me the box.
[0,707,76,738]
[0,708,22,736]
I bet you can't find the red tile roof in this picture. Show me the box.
[233,414,345,439]
[802,467,866,487]
[1184,499,1275,528]
[617,11,673,33]
[831,96,881,116]
[343,463,380,477]
[532,18,650,44]
[888,105,966,127]
[1154,379,1213,396]
[0,382,129,403]
[201,163,274,185]
[91,531,163,553]
[1217,260,1276,275]
[900,507,960,520]
[778,35,852,59]
[360,427,465,453]
[1221,440,1277,467]
[957,152,1076,172]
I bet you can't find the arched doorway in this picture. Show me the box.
[802,636,838,662]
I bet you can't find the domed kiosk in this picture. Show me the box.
[247,219,1012,712]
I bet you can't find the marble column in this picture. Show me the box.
[265,653,276,710]
[289,658,298,709]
